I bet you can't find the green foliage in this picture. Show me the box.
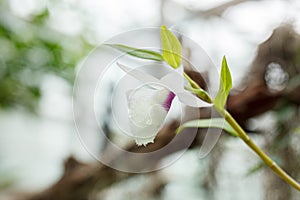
[106,44,163,61]
[214,56,232,111]
[160,25,182,68]
[176,118,238,137]
[295,127,300,135]
[0,4,92,112]
[107,26,183,69]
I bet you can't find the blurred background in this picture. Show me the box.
[0,0,300,199]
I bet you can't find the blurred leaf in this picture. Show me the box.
[294,127,300,135]
[176,118,238,137]
[160,25,182,68]
[214,56,232,111]
[30,9,49,25]
[276,104,296,123]
[0,4,92,112]
[106,44,163,61]
[0,165,17,189]
[246,162,264,177]
[0,177,15,189]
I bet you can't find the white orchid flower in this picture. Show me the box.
[118,63,212,146]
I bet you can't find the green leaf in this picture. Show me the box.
[160,25,182,68]
[176,118,238,137]
[214,56,232,111]
[106,44,163,61]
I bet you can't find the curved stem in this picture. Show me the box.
[184,85,213,103]
[223,110,300,191]
[183,72,300,191]
[183,72,199,89]
[183,72,213,103]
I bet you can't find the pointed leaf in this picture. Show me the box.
[214,56,232,111]
[160,25,182,68]
[106,44,163,61]
[176,118,238,137]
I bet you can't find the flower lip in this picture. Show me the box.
[126,83,173,146]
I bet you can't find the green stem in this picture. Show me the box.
[183,72,213,103]
[183,72,199,89]
[184,86,213,103]
[223,110,300,191]
[183,72,300,191]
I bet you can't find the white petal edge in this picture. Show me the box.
[117,62,159,83]
[161,71,212,107]
[177,92,211,107]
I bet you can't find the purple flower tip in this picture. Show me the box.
[163,92,175,111]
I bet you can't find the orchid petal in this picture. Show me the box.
[176,92,211,107]
[117,62,211,145]
[127,84,172,146]
[117,62,159,83]
[161,70,212,107]
[160,71,184,92]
